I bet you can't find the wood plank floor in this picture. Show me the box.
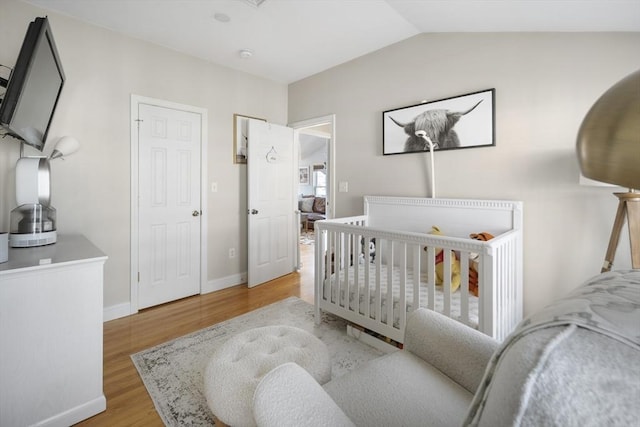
[76,243,315,426]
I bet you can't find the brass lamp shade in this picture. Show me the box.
[577,69,640,190]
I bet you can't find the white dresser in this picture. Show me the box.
[0,234,108,427]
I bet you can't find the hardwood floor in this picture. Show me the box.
[77,243,315,426]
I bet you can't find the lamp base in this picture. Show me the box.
[9,230,57,248]
[601,191,640,272]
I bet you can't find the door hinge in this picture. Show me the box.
[138,272,140,282]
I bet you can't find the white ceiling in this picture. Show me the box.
[24,0,640,84]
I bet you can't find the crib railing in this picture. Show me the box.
[314,217,522,342]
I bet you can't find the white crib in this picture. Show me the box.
[314,196,523,343]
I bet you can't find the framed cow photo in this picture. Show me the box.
[382,89,495,155]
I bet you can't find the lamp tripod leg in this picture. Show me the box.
[626,198,640,269]
[602,198,627,273]
[602,192,640,273]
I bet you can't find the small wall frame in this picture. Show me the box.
[382,89,495,155]
[299,166,310,184]
[233,113,266,164]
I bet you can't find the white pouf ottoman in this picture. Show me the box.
[204,325,331,427]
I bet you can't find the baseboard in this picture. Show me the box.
[34,394,106,427]
[103,274,247,322]
[103,302,131,322]
[202,272,247,294]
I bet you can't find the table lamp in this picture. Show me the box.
[8,136,79,247]
[576,69,640,272]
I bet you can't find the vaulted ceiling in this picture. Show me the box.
[24,0,640,83]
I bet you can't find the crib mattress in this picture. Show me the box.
[323,262,479,329]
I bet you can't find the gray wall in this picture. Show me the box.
[289,33,640,315]
[0,0,288,312]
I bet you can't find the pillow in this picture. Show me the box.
[300,197,315,213]
[313,197,326,214]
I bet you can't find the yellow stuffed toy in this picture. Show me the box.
[428,226,461,292]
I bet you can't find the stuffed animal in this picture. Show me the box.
[468,232,495,296]
[428,226,461,292]
[358,237,376,264]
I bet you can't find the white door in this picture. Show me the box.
[247,120,297,287]
[137,103,202,308]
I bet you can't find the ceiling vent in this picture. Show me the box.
[244,0,267,7]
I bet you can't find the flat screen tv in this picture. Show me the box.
[0,17,65,151]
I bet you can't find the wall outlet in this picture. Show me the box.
[228,248,235,258]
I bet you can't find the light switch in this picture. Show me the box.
[211,182,218,193]
[339,181,348,192]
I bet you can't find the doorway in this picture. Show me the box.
[290,115,335,276]
[129,95,208,313]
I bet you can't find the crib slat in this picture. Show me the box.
[509,239,517,333]
[460,252,470,325]
[337,232,343,306]
[364,236,371,319]
[497,244,504,339]
[386,240,394,327]
[316,228,324,306]
[478,254,486,335]
[443,250,452,317]
[426,246,436,310]
[335,230,341,305]
[353,233,360,316]
[336,231,343,306]
[412,244,420,311]
[325,231,334,303]
[345,232,352,309]
[343,233,349,308]
[342,232,353,310]
[375,239,382,324]
[502,242,509,339]
[398,242,407,331]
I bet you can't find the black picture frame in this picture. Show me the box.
[382,89,495,155]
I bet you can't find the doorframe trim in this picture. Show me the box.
[289,114,336,220]
[129,94,208,314]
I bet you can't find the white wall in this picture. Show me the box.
[289,32,640,316]
[0,0,288,311]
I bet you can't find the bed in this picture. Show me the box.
[314,196,523,343]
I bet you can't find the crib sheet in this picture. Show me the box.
[325,262,479,329]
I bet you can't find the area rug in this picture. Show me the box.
[300,230,315,245]
[131,297,384,426]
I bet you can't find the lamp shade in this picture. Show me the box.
[576,69,640,190]
[49,136,80,160]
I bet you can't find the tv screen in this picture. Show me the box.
[0,17,65,151]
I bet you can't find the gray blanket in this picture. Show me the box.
[464,270,640,426]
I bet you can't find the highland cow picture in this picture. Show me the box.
[383,89,495,155]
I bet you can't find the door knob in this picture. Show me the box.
[192,210,200,217]
[251,209,259,215]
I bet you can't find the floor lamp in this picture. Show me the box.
[577,69,640,272]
